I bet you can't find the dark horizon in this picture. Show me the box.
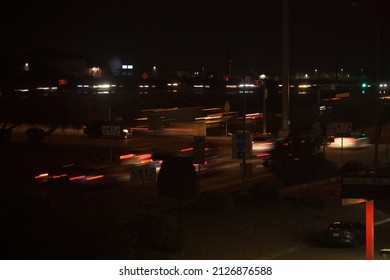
[1,0,390,75]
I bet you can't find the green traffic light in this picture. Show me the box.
[361,83,367,88]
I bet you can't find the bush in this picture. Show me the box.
[248,180,282,207]
[0,129,12,143]
[25,128,45,145]
[161,225,192,252]
[106,221,138,258]
[338,160,369,175]
[310,158,338,179]
[197,190,235,214]
[131,214,191,253]
[157,156,198,199]
[275,157,337,186]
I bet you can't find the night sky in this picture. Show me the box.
[1,0,390,75]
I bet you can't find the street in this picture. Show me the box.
[2,132,390,260]
[264,219,390,260]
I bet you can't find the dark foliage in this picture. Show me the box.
[25,127,45,145]
[0,128,12,143]
[157,156,198,199]
[247,180,283,207]
[338,160,370,175]
[130,214,191,252]
[197,190,235,214]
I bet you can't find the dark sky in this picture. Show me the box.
[1,0,389,76]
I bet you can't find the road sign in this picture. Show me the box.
[130,166,157,182]
[193,136,205,164]
[141,72,149,80]
[224,100,231,112]
[102,125,120,137]
[342,175,390,199]
[232,133,252,159]
[332,122,352,136]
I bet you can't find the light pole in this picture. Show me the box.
[241,79,248,194]
[351,2,381,166]
[374,20,380,166]
[260,74,268,134]
[350,2,381,260]
[280,0,290,138]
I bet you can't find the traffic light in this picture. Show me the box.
[361,82,367,94]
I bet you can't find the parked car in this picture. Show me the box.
[322,221,366,247]
[327,132,369,149]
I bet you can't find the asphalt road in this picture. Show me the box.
[263,218,390,260]
[3,132,390,260]
[2,133,276,217]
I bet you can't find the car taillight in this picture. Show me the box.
[35,173,49,179]
[86,175,104,181]
[120,153,136,160]
[69,175,86,181]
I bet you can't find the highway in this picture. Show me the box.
[6,132,276,217]
[3,132,390,260]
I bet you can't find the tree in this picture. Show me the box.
[0,96,21,143]
[156,156,198,222]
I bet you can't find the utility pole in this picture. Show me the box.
[250,69,268,135]
[241,76,250,195]
[280,0,290,138]
[263,87,268,134]
[351,2,381,166]
[227,49,232,77]
[373,18,380,166]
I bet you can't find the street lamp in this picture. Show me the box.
[280,0,290,138]
[260,74,268,134]
[351,2,381,166]
[350,2,382,261]
[373,18,380,166]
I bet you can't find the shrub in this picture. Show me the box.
[106,222,138,258]
[157,156,198,199]
[156,155,199,222]
[310,158,338,179]
[338,160,369,175]
[131,214,191,253]
[25,128,45,145]
[248,180,282,207]
[275,157,337,186]
[0,129,12,143]
[197,190,235,214]
[161,225,192,252]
